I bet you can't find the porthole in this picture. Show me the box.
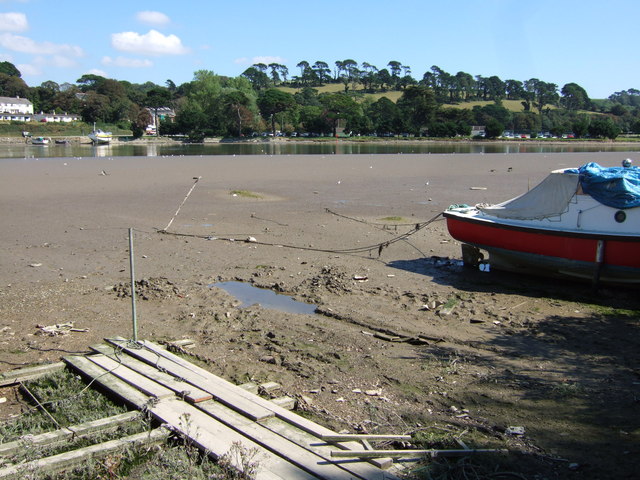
[614,210,626,223]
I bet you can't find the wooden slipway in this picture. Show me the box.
[62,338,402,480]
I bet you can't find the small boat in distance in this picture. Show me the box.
[443,160,640,285]
[31,136,50,145]
[88,127,112,145]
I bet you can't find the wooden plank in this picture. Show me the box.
[0,362,65,387]
[63,356,150,410]
[107,338,394,471]
[90,343,212,403]
[197,399,366,480]
[0,411,139,457]
[331,448,508,459]
[84,353,175,400]
[321,434,412,442]
[150,398,318,480]
[105,338,275,421]
[261,417,400,479]
[0,428,168,479]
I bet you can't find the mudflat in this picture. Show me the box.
[1,151,638,479]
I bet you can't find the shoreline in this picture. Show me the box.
[1,134,638,147]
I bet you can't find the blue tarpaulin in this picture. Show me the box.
[576,162,640,209]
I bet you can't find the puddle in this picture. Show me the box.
[212,281,317,315]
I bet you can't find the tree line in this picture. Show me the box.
[0,59,639,140]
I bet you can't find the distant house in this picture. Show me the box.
[33,112,81,123]
[146,106,175,134]
[471,125,485,137]
[0,96,34,121]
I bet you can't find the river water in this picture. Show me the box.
[3,140,640,159]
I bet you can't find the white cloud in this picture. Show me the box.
[111,30,189,56]
[0,12,28,32]
[85,68,108,77]
[16,62,40,76]
[234,57,249,65]
[0,33,83,56]
[102,56,153,68]
[252,56,286,65]
[136,11,170,27]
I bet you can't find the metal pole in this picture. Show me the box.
[129,228,138,341]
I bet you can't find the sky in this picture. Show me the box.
[0,0,638,99]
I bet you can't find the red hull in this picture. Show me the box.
[444,214,640,270]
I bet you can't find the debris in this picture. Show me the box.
[29,263,43,267]
[365,389,382,396]
[36,322,88,336]
[470,187,487,190]
[505,426,525,436]
[0,397,6,404]
[246,236,257,243]
[353,275,368,282]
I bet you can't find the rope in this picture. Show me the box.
[157,211,443,258]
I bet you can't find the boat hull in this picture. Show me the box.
[444,212,640,284]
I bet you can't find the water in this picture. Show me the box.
[2,140,639,159]
[212,281,317,315]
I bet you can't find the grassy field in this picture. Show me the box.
[277,84,535,111]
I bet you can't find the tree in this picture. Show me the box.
[588,116,620,139]
[366,97,402,134]
[505,79,524,100]
[485,119,504,138]
[319,93,360,136]
[0,61,21,77]
[572,115,590,138]
[221,91,253,136]
[81,92,110,123]
[0,73,29,98]
[561,83,591,111]
[312,61,331,85]
[257,89,296,135]
[241,66,269,90]
[145,87,172,135]
[76,74,107,92]
[397,86,438,135]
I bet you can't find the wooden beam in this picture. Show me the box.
[0,411,140,457]
[105,338,275,421]
[0,428,168,479]
[321,434,412,442]
[63,356,150,410]
[90,343,212,403]
[150,398,318,480]
[331,448,509,459]
[261,417,398,478]
[0,362,65,387]
[197,399,370,480]
[84,353,175,400]
[107,338,395,472]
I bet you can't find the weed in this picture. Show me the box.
[551,381,586,398]
[219,441,260,479]
[230,190,262,199]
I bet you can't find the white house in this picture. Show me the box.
[0,96,34,121]
[145,106,175,134]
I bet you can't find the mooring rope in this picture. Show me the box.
[157,211,443,258]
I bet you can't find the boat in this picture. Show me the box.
[88,129,112,144]
[31,136,50,145]
[443,160,640,285]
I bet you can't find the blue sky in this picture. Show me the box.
[0,0,637,99]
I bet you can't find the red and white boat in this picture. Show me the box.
[443,160,640,285]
